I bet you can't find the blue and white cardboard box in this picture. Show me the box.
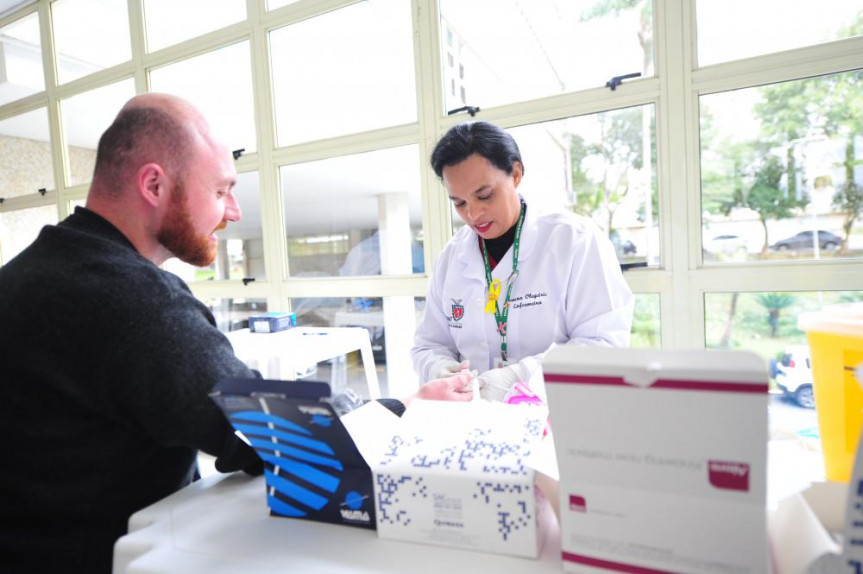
[343,400,552,558]
[210,378,376,530]
[248,311,296,333]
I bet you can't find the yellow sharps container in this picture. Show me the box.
[798,302,863,482]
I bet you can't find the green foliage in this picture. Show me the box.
[833,178,863,248]
[568,107,648,233]
[705,63,862,231]
[569,133,604,218]
[840,292,863,303]
[630,295,660,348]
[739,156,807,221]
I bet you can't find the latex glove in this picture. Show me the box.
[477,365,524,402]
[432,357,470,380]
[403,371,474,407]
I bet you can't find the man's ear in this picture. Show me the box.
[137,163,167,208]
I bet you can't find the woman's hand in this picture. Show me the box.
[477,365,523,401]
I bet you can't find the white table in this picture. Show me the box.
[113,473,563,574]
[226,327,381,399]
[114,440,840,574]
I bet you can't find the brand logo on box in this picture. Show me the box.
[569,494,587,512]
[708,460,750,492]
[340,490,371,523]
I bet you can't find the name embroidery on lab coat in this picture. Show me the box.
[509,291,547,310]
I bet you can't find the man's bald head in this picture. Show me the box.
[91,93,203,194]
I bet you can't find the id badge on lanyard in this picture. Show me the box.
[482,202,525,370]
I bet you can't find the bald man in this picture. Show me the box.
[0,94,261,573]
[0,94,473,573]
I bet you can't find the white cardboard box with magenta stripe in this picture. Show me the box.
[543,346,768,574]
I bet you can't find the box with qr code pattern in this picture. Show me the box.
[357,400,552,558]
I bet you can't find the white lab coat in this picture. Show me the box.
[412,204,634,389]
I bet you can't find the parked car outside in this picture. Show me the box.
[769,345,814,408]
[771,230,842,252]
[610,234,637,258]
[703,234,747,260]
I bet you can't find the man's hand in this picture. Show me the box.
[402,371,473,408]
[477,364,523,402]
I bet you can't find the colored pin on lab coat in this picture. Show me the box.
[485,279,501,314]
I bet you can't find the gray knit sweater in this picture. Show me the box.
[0,207,260,573]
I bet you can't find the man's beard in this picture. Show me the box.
[156,181,220,267]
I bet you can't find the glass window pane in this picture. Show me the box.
[270,0,416,146]
[705,290,863,484]
[290,295,425,398]
[0,108,55,198]
[60,79,135,186]
[439,0,653,111]
[163,171,265,282]
[463,106,658,268]
[204,297,267,332]
[700,71,863,263]
[0,205,58,265]
[0,12,45,106]
[696,0,863,67]
[281,146,424,277]
[706,290,863,353]
[268,0,300,9]
[149,41,256,154]
[631,293,660,348]
[52,0,131,84]
[143,0,246,52]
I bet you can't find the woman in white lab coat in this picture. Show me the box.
[411,121,634,401]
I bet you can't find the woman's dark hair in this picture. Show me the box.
[430,121,524,178]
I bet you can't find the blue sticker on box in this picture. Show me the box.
[211,378,375,529]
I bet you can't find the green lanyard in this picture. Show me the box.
[480,203,525,362]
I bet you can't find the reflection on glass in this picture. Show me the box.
[700,71,863,264]
[163,171,265,283]
[0,12,44,106]
[281,146,424,277]
[143,0,246,52]
[0,108,55,198]
[631,293,660,348]
[498,106,658,267]
[696,0,863,67]
[290,296,426,398]
[0,205,59,265]
[52,0,131,84]
[270,0,415,145]
[60,79,136,186]
[149,42,256,154]
[204,297,267,333]
[439,0,653,111]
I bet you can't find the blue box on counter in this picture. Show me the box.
[249,312,296,333]
[210,378,376,530]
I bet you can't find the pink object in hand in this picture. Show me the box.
[505,382,542,405]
